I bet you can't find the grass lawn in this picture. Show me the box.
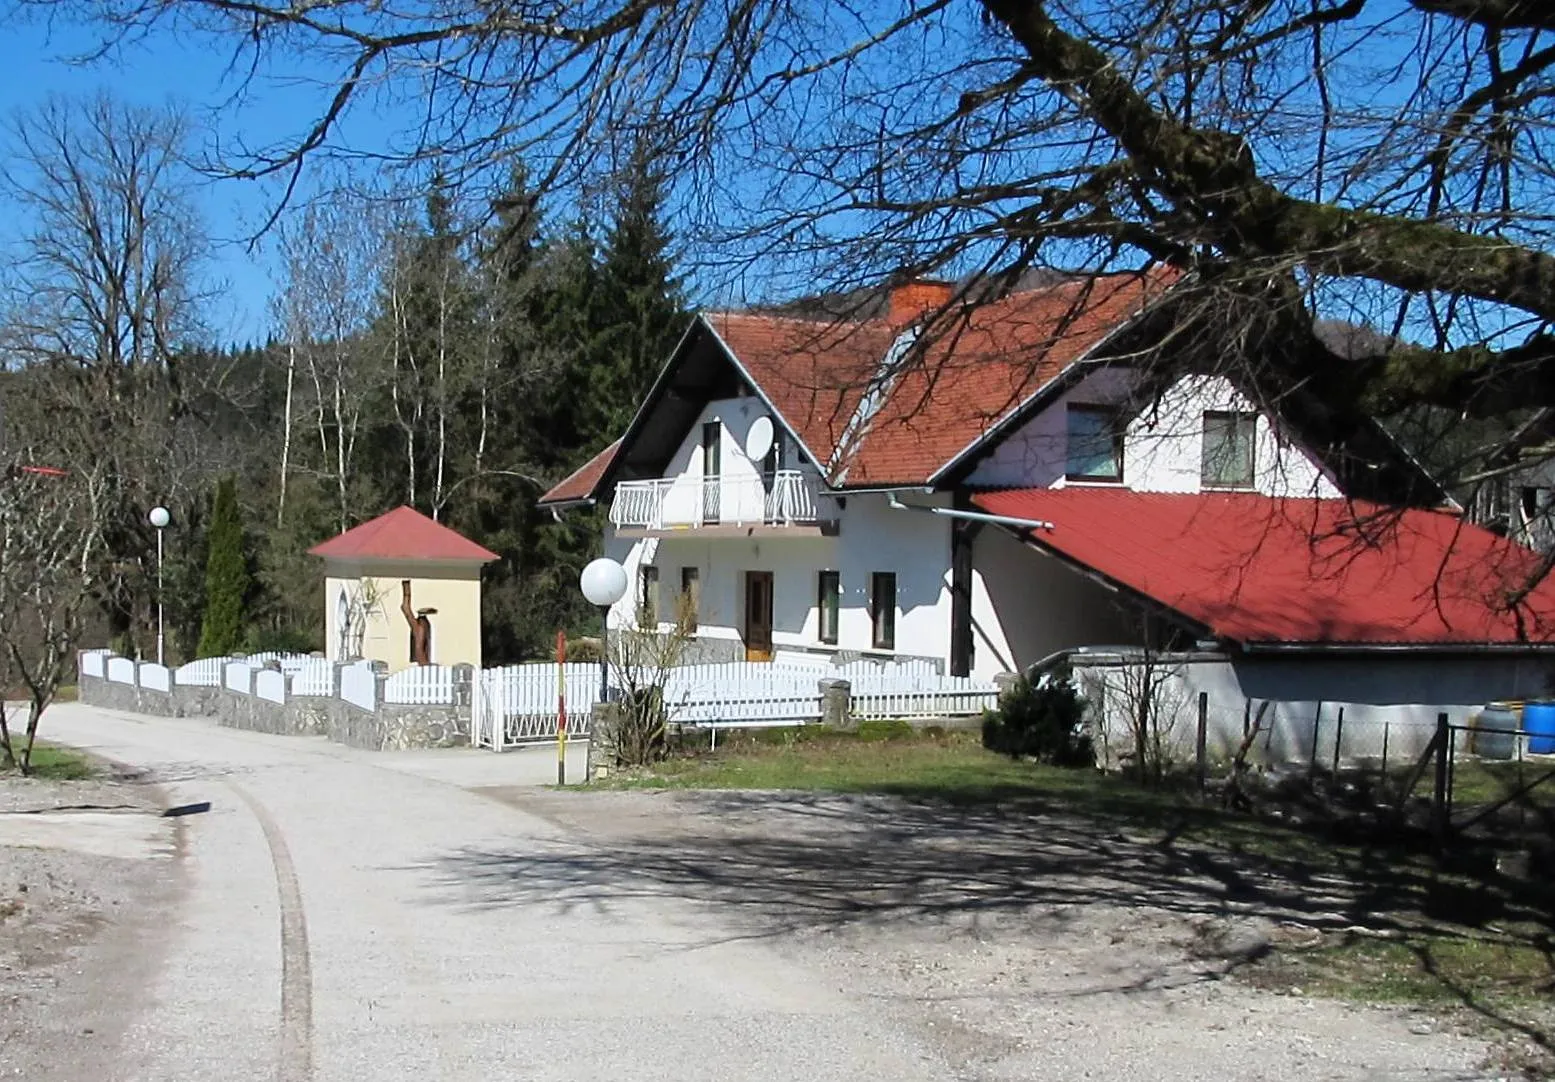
[599,724,1555,1052]
[1448,757,1555,810]
[2,742,93,780]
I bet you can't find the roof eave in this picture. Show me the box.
[1238,640,1555,655]
[311,549,499,564]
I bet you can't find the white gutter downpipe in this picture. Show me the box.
[887,492,1054,531]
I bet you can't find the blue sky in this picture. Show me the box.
[0,14,406,344]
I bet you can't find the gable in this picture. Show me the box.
[966,370,1341,498]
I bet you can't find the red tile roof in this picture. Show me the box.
[540,440,621,506]
[849,273,1173,485]
[536,269,1176,506]
[710,269,1174,486]
[704,312,892,468]
[971,488,1555,647]
[309,505,498,563]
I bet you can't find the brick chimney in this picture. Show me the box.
[887,279,954,327]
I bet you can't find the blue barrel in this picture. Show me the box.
[1524,702,1555,755]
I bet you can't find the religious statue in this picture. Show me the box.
[400,580,437,665]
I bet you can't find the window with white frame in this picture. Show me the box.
[817,570,840,645]
[679,566,700,632]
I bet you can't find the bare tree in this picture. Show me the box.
[269,187,386,533]
[0,95,210,649]
[25,0,1553,445]
[0,463,108,775]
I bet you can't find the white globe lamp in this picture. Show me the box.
[579,558,628,702]
[580,557,628,607]
[148,506,170,665]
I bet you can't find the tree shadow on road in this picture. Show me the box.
[419,789,1550,938]
[415,788,1555,1055]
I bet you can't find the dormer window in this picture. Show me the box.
[1202,411,1257,489]
[1065,405,1123,482]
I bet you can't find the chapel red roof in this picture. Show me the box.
[308,505,499,563]
[971,488,1555,647]
[540,440,622,506]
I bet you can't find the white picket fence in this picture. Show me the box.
[384,665,458,705]
[289,658,336,696]
[173,657,225,686]
[850,672,1000,720]
[471,658,998,750]
[473,663,601,749]
[83,647,998,753]
[662,663,824,725]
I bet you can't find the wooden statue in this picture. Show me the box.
[400,580,436,665]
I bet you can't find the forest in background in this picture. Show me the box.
[180,163,681,665]
[0,98,684,669]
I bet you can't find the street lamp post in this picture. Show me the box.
[148,506,170,666]
[579,557,628,704]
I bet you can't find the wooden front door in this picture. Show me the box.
[743,571,774,662]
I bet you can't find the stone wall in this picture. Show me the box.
[325,700,390,750]
[78,652,472,752]
[379,703,471,750]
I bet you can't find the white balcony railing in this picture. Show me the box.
[610,470,828,530]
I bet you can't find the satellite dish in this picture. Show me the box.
[745,416,775,461]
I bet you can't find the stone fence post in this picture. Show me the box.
[587,701,625,781]
[452,663,474,709]
[819,678,853,729]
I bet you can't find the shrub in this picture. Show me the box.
[981,674,1094,767]
[856,718,915,742]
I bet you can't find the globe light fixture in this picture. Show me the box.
[148,507,171,665]
[579,557,628,702]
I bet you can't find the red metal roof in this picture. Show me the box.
[308,506,498,563]
[540,440,622,506]
[971,488,1555,647]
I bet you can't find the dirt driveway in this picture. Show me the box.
[473,786,1507,1082]
[0,765,179,1081]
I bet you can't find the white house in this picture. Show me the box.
[541,271,1555,755]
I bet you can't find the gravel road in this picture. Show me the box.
[4,704,1505,1081]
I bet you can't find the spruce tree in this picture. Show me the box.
[197,476,249,657]
[595,149,686,443]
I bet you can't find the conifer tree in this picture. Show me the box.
[196,476,249,657]
[594,148,685,443]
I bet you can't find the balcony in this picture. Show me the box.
[610,470,835,535]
